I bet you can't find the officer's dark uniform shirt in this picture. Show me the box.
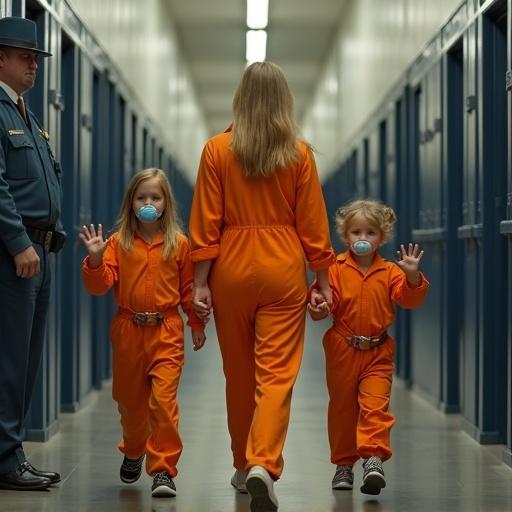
[0,81,62,256]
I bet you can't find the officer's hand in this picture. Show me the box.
[79,224,107,268]
[14,246,40,279]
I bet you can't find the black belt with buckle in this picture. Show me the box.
[345,332,388,350]
[24,225,66,253]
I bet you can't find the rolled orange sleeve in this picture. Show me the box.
[82,237,119,295]
[295,149,335,271]
[189,142,224,262]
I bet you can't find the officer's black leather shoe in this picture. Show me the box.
[0,461,51,490]
[24,461,61,483]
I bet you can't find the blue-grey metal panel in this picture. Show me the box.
[169,161,194,233]
[90,70,113,388]
[363,138,370,196]
[24,4,60,440]
[504,0,512,468]
[395,91,412,383]
[440,39,464,413]
[368,129,380,199]
[59,35,81,412]
[474,4,508,443]
[410,62,443,406]
[76,52,94,406]
[459,21,482,438]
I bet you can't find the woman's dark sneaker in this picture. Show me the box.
[120,453,145,484]
[360,456,386,495]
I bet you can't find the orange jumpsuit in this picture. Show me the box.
[189,131,335,479]
[321,251,429,466]
[82,232,203,477]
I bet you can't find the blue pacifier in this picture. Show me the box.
[351,240,373,256]
[136,205,161,223]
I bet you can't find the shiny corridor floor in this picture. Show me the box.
[2,319,512,512]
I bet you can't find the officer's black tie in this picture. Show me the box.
[16,97,28,124]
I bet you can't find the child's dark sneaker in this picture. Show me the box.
[332,464,354,490]
[230,469,248,493]
[360,456,386,495]
[120,453,145,484]
[151,471,177,497]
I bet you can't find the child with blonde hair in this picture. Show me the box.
[80,168,205,497]
[309,198,429,495]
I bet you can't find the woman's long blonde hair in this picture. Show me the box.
[115,168,181,259]
[231,61,301,177]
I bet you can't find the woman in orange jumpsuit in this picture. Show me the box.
[188,62,335,511]
[81,168,205,498]
[309,199,429,496]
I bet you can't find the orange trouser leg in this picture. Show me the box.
[357,341,394,461]
[247,303,306,479]
[324,334,395,464]
[111,315,184,476]
[111,317,150,460]
[323,331,359,466]
[213,306,257,471]
[210,226,308,479]
[146,359,183,476]
[145,315,184,476]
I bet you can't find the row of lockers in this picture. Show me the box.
[0,0,196,439]
[322,0,511,465]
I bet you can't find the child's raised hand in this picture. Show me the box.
[192,330,206,351]
[307,288,330,321]
[79,224,107,266]
[396,243,424,284]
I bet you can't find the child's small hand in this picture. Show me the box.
[308,288,330,321]
[396,243,424,285]
[192,330,206,351]
[79,224,108,267]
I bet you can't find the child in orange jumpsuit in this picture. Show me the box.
[309,198,429,495]
[80,168,205,497]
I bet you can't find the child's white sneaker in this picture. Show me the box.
[332,464,354,490]
[230,469,248,493]
[246,465,278,511]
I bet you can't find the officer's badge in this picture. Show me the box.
[39,128,50,141]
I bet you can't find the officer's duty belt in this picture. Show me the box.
[25,225,65,253]
[345,332,388,350]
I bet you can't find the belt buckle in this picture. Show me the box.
[353,335,371,350]
[145,312,164,326]
[133,312,147,326]
[44,231,53,252]
[133,312,163,326]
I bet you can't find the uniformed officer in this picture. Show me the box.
[0,17,66,491]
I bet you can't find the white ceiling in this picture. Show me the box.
[167,0,347,136]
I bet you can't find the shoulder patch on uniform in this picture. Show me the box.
[38,128,50,141]
[7,129,24,135]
